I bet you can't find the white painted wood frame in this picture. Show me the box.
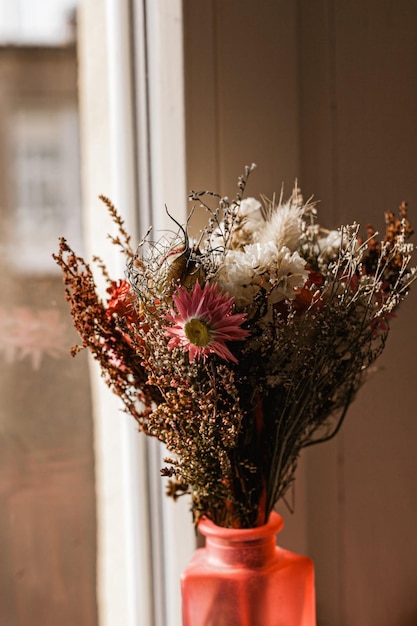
[78,1,194,625]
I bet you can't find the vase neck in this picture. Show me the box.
[205,535,276,568]
[198,512,284,569]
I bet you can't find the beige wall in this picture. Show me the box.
[184,2,417,624]
[300,3,417,625]
[184,0,300,232]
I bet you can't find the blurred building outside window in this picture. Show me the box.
[0,3,98,625]
[0,0,76,45]
[9,105,82,274]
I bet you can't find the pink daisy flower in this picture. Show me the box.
[165,282,249,363]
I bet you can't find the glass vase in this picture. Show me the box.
[181,512,316,626]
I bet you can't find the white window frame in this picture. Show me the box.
[78,1,194,625]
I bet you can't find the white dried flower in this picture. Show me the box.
[318,230,342,257]
[257,201,304,252]
[229,197,265,249]
[205,198,264,253]
[238,197,263,222]
[268,247,309,303]
[216,242,308,309]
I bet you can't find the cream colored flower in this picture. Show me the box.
[229,197,265,249]
[217,242,308,309]
[268,247,309,303]
[238,197,264,225]
[258,201,304,252]
[318,230,342,258]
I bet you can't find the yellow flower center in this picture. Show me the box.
[184,318,211,347]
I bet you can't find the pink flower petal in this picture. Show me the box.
[165,282,249,363]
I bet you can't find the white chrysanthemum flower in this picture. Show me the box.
[316,228,363,272]
[318,230,342,258]
[206,199,264,252]
[238,241,280,274]
[215,245,265,307]
[229,197,265,249]
[216,242,308,308]
[268,247,309,303]
[257,201,304,252]
[239,197,264,223]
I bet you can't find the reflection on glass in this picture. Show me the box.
[0,19,98,626]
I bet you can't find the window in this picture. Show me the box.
[0,42,98,626]
[9,105,82,274]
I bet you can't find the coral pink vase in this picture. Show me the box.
[181,513,316,626]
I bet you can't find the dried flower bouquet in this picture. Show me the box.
[54,165,416,528]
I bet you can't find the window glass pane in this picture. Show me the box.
[0,0,76,45]
[8,105,82,274]
[0,37,98,626]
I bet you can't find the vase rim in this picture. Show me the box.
[198,511,284,539]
